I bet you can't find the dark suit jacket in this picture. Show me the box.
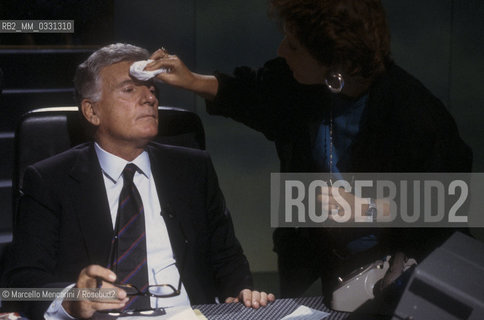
[5,142,252,318]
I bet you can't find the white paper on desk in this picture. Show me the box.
[280,305,330,320]
[164,307,200,320]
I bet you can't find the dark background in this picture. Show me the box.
[0,0,483,274]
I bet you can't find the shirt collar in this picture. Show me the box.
[94,142,152,183]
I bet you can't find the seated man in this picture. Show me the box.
[5,43,274,319]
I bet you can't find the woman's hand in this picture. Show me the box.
[318,186,392,223]
[146,48,219,99]
[317,186,365,222]
[374,252,416,296]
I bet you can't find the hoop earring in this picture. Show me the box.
[324,73,344,94]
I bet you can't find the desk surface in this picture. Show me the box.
[194,296,349,320]
[0,296,349,320]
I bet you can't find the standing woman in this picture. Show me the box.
[147,0,472,298]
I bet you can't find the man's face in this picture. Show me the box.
[92,60,159,150]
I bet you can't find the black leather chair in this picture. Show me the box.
[12,106,205,226]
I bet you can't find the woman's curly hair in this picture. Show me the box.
[270,0,391,79]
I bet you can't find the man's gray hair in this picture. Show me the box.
[74,43,149,103]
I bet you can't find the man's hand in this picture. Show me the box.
[146,48,218,99]
[62,265,128,319]
[225,289,275,309]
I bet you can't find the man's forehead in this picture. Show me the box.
[99,61,132,81]
[99,61,153,87]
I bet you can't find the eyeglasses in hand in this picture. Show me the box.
[96,275,183,316]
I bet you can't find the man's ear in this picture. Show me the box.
[81,99,100,126]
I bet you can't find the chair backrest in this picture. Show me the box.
[12,106,205,224]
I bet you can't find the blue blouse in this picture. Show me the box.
[312,93,378,254]
[312,93,369,175]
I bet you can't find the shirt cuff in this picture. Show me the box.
[44,284,76,320]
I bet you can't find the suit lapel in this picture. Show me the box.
[69,143,114,266]
[68,143,191,273]
[147,144,188,272]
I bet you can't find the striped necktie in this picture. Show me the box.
[111,163,150,310]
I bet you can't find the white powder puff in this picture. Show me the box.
[130,59,168,81]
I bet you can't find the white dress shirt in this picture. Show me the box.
[45,143,190,319]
